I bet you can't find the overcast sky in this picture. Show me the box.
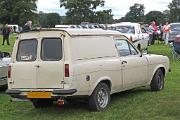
[37,0,172,19]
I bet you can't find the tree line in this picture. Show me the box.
[0,0,179,27]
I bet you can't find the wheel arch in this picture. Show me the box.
[89,77,112,96]
[149,65,166,85]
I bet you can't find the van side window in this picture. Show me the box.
[41,38,62,61]
[17,39,37,61]
[115,39,138,57]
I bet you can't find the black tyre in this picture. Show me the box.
[32,99,53,108]
[89,83,110,111]
[150,69,164,91]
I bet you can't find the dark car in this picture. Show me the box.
[169,23,180,42]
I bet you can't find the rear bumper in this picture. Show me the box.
[6,89,77,99]
[52,89,77,95]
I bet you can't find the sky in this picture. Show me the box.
[37,0,172,19]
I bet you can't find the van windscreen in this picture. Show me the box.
[41,38,62,61]
[17,39,37,61]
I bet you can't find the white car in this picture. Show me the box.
[169,23,180,42]
[108,22,149,51]
[6,29,169,111]
[0,58,11,87]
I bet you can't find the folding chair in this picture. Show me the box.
[171,42,180,61]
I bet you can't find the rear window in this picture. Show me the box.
[116,26,135,34]
[41,38,62,61]
[17,39,37,61]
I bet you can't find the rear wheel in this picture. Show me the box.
[150,69,164,91]
[89,83,110,111]
[32,99,53,108]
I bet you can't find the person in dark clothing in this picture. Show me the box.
[2,24,11,45]
[22,21,32,32]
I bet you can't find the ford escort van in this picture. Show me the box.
[6,29,169,111]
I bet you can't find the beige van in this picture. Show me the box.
[6,29,169,111]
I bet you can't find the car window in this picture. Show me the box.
[116,26,135,34]
[115,40,131,56]
[17,39,37,61]
[41,38,62,61]
[115,39,138,56]
[129,43,138,55]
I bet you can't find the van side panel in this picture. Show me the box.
[69,36,122,95]
[70,36,116,60]
[71,58,122,95]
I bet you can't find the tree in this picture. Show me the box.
[168,0,180,22]
[122,3,145,22]
[0,0,37,26]
[95,9,113,24]
[144,11,165,25]
[60,0,105,24]
[39,12,61,28]
[163,10,170,22]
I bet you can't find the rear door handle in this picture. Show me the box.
[121,61,127,64]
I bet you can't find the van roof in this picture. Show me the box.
[21,28,122,37]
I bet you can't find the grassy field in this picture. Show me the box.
[0,35,180,120]
[0,35,16,52]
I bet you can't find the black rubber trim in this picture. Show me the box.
[52,89,77,95]
[6,89,77,95]
[6,89,21,94]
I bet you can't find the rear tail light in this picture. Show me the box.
[65,64,69,77]
[8,66,11,78]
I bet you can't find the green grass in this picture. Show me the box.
[0,36,180,120]
[0,35,16,52]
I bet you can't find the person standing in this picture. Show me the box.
[148,22,154,45]
[151,21,158,45]
[2,24,11,45]
[162,22,170,45]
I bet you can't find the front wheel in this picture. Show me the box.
[89,83,110,111]
[150,69,164,91]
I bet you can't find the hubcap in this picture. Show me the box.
[97,88,108,108]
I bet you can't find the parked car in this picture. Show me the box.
[6,29,169,111]
[8,24,19,33]
[169,23,180,42]
[108,22,149,51]
[0,57,11,87]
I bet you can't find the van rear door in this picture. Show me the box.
[36,38,64,88]
[12,39,38,88]
[12,37,64,89]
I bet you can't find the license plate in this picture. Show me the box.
[27,92,51,99]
